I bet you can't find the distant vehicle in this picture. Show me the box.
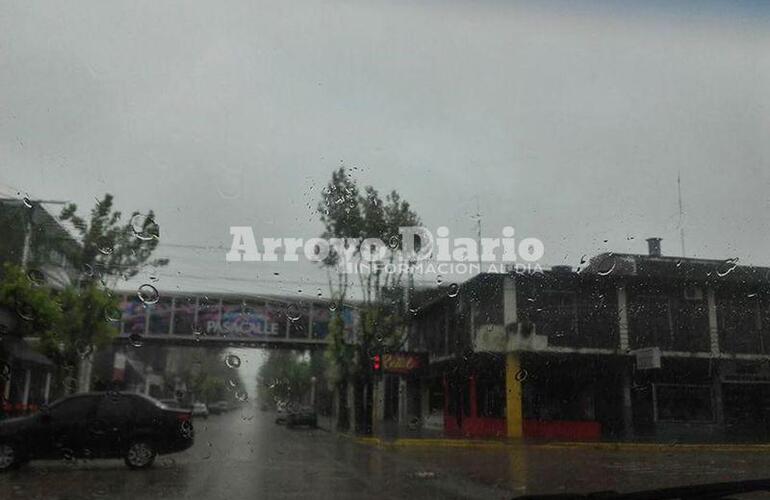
[286,406,317,429]
[191,402,209,419]
[0,392,194,471]
[208,401,232,415]
[159,399,186,409]
[274,402,288,424]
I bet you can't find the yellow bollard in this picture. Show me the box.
[506,352,523,439]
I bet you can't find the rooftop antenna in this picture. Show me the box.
[476,195,481,273]
[677,172,686,257]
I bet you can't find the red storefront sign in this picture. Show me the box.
[382,353,425,374]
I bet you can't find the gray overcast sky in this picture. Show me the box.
[2,0,769,298]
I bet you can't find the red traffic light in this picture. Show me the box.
[372,354,381,372]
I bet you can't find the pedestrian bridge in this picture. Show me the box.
[114,291,357,349]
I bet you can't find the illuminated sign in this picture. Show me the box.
[382,353,425,374]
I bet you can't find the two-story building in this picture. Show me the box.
[0,190,79,416]
[410,239,770,442]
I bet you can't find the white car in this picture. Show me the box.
[192,402,209,419]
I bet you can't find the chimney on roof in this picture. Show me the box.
[646,237,662,257]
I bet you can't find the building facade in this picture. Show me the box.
[0,194,79,417]
[409,243,770,442]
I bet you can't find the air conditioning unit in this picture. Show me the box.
[683,286,703,301]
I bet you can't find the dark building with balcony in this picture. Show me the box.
[411,240,770,443]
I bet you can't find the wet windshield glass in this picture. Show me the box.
[2,1,770,498]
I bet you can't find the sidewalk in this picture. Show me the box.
[347,423,770,453]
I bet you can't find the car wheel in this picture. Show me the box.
[0,442,19,472]
[124,440,157,469]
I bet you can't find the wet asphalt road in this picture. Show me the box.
[0,406,498,500]
[5,407,770,499]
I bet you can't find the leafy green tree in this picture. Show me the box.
[184,348,245,404]
[54,283,120,368]
[257,350,317,406]
[59,193,168,284]
[0,263,61,345]
[317,168,421,432]
[56,194,169,391]
[318,168,420,373]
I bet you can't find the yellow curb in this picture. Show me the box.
[350,436,770,453]
[392,438,507,449]
[538,441,770,453]
[352,437,507,449]
[354,437,382,446]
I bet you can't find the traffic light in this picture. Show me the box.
[372,354,382,373]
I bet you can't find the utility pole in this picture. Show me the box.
[474,196,482,274]
[677,172,686,257]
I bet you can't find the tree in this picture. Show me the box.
[257,350,319,407]
[0,263,120,396]
[182,348,247,404]
[57,194,169,391]
[317,167,421,432]
[59,193,168,284]
[0,263,61,345]
[53,283,120,377]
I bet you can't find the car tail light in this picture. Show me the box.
[177,412,191,421]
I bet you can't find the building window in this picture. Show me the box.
[718,294,762,354]
[629,294,673,349]
[535,290,578,342]
[654,384,714,423]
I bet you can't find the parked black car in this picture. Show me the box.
[286,406,317,429]
[0,392,194,471]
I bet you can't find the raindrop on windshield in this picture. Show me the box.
[225,354,241,369]
[82,263,95,278]
[137,284,160,304]
[130,214,160,241]
[22,196,33,209]
[128,332,144,348]
[16,303,34,321]
[235,390,248,402]
[597,261,616,276]
[105,306,122,322]
[717,258,739,277]
[26,268,45,286]
[286,304,301,322]
[75,340,93,359]
[62,376,78,392]
[96,237,113,255]
[447,283,459,297]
